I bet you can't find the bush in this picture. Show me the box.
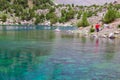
[89,25,95,33]
[60,9,75,22]
[90,28,95,33]
[35,16,40,25]
[34,14,45,25]
[1,15,7,22]
[113,4,120,10]
[59,17,66,23]
[49,7,55,13]
[116,11,120,18]
[46,12,56,20]
[117,25,120,28]
[50,17,58,25]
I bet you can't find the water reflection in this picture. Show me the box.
[0,30,55,41]
[95,38,99,53]
[104,39,116,61]
[81,36,87,44]
[0,30,120,80]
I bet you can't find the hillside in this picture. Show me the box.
[0,0,120,26]
[0,0,54,25]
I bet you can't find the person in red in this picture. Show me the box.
[95,23,100,35]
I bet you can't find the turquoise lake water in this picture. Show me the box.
[0,29,120,80]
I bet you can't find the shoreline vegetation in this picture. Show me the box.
[0,0,120,39]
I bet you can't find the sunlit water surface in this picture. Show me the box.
[0,30,120,80]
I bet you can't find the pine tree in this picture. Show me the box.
[103,8,117,23]
[77,12,89,27]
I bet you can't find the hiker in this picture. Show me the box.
[95,23,100,35]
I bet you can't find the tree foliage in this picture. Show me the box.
[77,10,82,19]
[46,12,58,25]
[59,8,75,23]
[77,12,89,27]
[103,7,117,23]
[0,15,7,22]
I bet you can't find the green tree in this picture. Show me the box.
[34,14,45,25]
[21,9,35,21]
[60,9,75,23]
[66,9,75,20]
[1,15,7,22]
[35,15,40,25]
[49,7,55,13]
[77,10,82,19]
[77,12,89,27]
[116,11,120,18]
[103,8,117,23]
[87,10,93,17]
[59,17,66,23]
[50,18,57,25]
[46,12,57,20]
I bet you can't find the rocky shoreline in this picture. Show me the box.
[70,18,120,39]
[1,18,120,39]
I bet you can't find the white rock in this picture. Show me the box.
[114,31,119,34]
[108,33,115,39]
[101,34,107,38]
[55,28,60,32]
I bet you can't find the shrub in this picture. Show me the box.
[117,24,120,28]
[116,11,120,18]
[59,17,66,23]
[46,12,56,20]
[90,28,95,33]
[1,15,7,22]
[50,17,58,25]
[89,25,95,33]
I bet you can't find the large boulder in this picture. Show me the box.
[108,33,115,39]
[114,31,120,34]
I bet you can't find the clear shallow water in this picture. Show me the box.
[0,30,120,80]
